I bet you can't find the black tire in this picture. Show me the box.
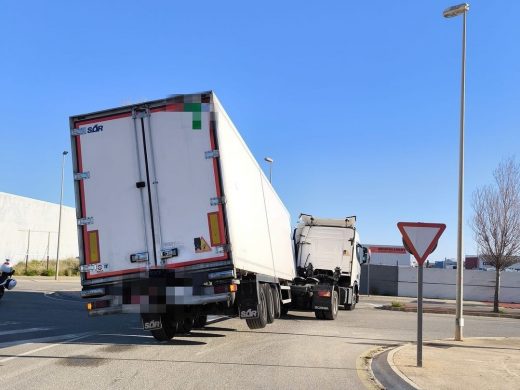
[193,314,207,329]
[178,318,194,333]
[323,291,339,320]
[264,284,275,324]
[246,284,268,329]
[271,285,281,319]
[281,304,289,317]
[0,286,4,300]
[150,315,177,341]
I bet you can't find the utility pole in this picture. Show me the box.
[56,151,68,280]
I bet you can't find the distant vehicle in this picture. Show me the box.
[0,259,17,300]
[70,92,295,341]
[288,214,369,319]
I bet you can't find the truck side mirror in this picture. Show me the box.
[362,247,370,264]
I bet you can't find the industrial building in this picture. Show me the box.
[0,192,78,264]
[366,244,414,267]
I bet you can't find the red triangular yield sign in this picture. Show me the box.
[397,222,446,265]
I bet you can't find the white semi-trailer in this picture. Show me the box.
[289,214,368,319]
[70,92,295,340]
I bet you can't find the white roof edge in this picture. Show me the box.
[0,192,75,210]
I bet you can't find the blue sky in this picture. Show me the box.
[1,1,518,261]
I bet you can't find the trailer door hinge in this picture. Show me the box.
[215,244,231,254]
[71,127,87,136]
[132,108,150,119]
[74,172,90,180]
[210,196,226,206]
[205,150,220,159]
[77,217,94,226]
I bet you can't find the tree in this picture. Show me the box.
[471,157,520,312]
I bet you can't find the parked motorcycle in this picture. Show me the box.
[0,259,17,300]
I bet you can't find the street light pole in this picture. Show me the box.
[55,151,68,280]
[443,3,469,341]
[264,157,273,183]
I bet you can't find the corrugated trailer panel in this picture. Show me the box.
[213,95,295,281]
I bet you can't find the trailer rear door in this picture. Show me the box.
[72,98,228,281]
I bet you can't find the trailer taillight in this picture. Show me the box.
[214,283,237,294]
[86,300,110,311]
[317,290,331,298]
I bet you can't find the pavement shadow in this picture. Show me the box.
[200,326,236,332]
[425,342,520,352]
[278,313,318,321]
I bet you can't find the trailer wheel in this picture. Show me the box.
[323,291,338,320]
[264,284,275,324]
[193,315,207,329]
[150,315,177,341]
[246,284,268,329]
[178,318,194,333]
[271,285,281,319]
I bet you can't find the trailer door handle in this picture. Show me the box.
[136,181,146,188]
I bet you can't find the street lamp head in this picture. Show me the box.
[264,157,273,163]
[443,3,469,18]
[63,151,69,156]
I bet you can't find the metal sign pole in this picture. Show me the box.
[417,262,424,367]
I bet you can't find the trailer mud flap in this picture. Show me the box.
[141,314,162,330]
[237,278,260,319]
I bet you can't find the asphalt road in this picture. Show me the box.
[1,279,519,389]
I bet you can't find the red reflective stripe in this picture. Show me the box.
[74,112,132,127]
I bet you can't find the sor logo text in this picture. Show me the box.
[87,124,103,133]
[143,320,162,330]
[240,308,258,318]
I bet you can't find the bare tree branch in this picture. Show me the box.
[471,157,520,312]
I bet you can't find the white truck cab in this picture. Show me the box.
[290,214,369,319]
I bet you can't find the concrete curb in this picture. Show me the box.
[356,346,387,390]
[379,305,520,319]
[386,344,420,390]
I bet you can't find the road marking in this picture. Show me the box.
[0,322,20,327]
[0,327,52,336]
[0,333,91,349]
[0,333,93,363]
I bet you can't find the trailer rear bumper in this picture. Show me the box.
[86,292,232,316]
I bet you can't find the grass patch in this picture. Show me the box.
[13,258,80,277]
[391,301,405,308]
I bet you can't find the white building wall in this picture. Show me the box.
[398,267,520,303]
[368,244,414,267]
[0,192,78,263]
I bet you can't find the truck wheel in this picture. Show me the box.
[193,315,207,329]
[178,318,194,333]
[345,287,358,311]
[264,284,275,324]
[323,291,338,320]
[246,284,268,329]
[271,285,281,318]
[151,315,177,341]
